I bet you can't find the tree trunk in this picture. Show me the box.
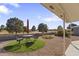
[15,31,17,35]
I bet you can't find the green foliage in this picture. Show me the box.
[42,35,54,39]
[57,26,63,36]
[23,26,27,33]
[26,19,29,33]
[57,25,70,37]
[6,17,24,34]
[0,25,5,31]
[4,38,45,52]
[31,25,36,31]
[38,23,48,32]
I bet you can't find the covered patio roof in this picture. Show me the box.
[42,3,79,22]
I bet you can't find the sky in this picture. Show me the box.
[0,3,79,29]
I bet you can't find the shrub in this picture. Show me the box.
[56,25,70,37]
[65,30,71,37]
[56,30,70,37]
[42,35,54,39]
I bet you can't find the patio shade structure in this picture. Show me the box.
[42,3,79,22]
[42,3,79,55]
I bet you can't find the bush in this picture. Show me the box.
[42,35,54,39]
[66,30,71,37]
[56,30,70,37]
[57,30,63,36]
[56,25,70,37]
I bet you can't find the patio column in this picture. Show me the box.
[63,13,66,55]
[69,22,72,44]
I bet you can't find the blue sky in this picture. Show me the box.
[0,3,79,29]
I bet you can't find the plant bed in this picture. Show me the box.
[42,35,54,39]
[3,38,45,52]
[55,30,71,38]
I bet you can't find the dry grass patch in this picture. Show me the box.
[42,35,54,39]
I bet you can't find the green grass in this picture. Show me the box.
[4,38,45,52]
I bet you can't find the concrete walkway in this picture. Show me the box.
[65,41,79,56]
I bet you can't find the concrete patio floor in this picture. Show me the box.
[65,41,79,56]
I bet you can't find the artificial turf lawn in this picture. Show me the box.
[4,38,45,52]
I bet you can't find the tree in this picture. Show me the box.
[31,25,36,31]
[57,25,63,31]
[38,23,48,33]
[26,19,29,33]
[6,17,24,34]
[23,26,27,33]
[57,25,70,37]
[67,23,77,29]
[0,25,5,31]
[57,25,63,36]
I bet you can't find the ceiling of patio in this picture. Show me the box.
[42,3,79,22]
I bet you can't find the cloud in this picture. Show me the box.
[0,5,12,14]
[43,17,53,22]
[8,3,20,8]
[38,15,62,22]
[0,3,19,14]
[38,16,42,19]
[0,3,20,8]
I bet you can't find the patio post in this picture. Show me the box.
[58,4,66,55]
[63,13,66,55]
[69,22,72,45]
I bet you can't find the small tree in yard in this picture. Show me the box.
[57,25,63,36]
[27,19,29,33]
[23,26,27,33]
[31,25,36,31]
[38,23,48,33]
[57,25,70,37]
[0,25,5,31]
[6,17,24,34]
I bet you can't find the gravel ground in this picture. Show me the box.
[0,36,79,56]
